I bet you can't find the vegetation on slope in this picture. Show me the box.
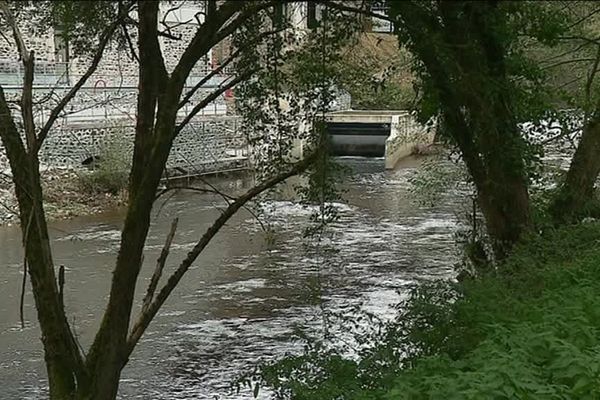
[256,222,600,399]
[335,32,415,110]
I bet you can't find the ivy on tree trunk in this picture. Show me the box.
[390,1,532,258]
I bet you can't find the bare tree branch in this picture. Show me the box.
[157,183,270,233]
[0,28,11,46]
[0,0,30,60]
[557,35,600,47]
[126,149,320,354]
[19,206,35,329]
[209,1,288,53]
[0,1,36,150]
[20,51,36,152]
[178,63,233,110]
[175,71,253,134]
[159,2,186,38]
[584,45,600,121]
[178,28,284,110]
[141,217,179,313]
[541,57,597,70]
[122,23,140,62]
[566,6,600,29]
[58,265,65,311]
[125,16,185,41]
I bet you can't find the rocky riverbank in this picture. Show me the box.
[0,167,126,226]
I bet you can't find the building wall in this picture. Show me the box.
[0,1,214,88]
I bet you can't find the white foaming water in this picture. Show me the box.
[1,157,466,400]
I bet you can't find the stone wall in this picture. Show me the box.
[0,20,56,63]
[29,116,248,174]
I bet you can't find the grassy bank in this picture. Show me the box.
[258,223,600,399]
[0,168,126,226]
[386,223,600,399]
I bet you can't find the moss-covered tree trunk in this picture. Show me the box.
[551,115,600,223]
[391,1,532,258]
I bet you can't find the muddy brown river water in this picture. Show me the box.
[0,157,466,399]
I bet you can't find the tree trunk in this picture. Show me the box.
[390,1,532,258]
[477,176,531,258]
[444,102,532,258]
[0,1,309,397]
[83,118,176,399]
[83,3,175,395]
[551,116,600,223]
[0,88,87,397]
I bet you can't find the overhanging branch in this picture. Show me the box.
[175,70,253,134]
[178,28,284,110]
[141,217,179,313]
[126,149,320,354]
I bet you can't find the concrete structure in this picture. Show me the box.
[325,110,434,169]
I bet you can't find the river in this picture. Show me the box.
[0,156,466,399]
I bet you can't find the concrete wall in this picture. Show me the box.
[385,114,434,169]
[325,110,434,168]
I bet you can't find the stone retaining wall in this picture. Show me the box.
[0,116,249,174]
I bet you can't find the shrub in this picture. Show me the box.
[250,223,600,399]
[78,130,131,195]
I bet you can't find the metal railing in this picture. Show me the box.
[2,85,230,127]
[0,58,235,89]
[0,59,70,86]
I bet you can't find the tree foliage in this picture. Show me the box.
[253,223,600,400]
[0,1,356,399]
[252,2,600,398]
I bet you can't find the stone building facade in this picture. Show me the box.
[0,1,222,88]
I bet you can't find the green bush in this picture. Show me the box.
[78,132,131,195]
[252,223,600,399]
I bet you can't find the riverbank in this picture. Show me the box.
[386,222,600,398]
[261,221,600,398]
[0,158,464,399]
[0,168,126,226]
